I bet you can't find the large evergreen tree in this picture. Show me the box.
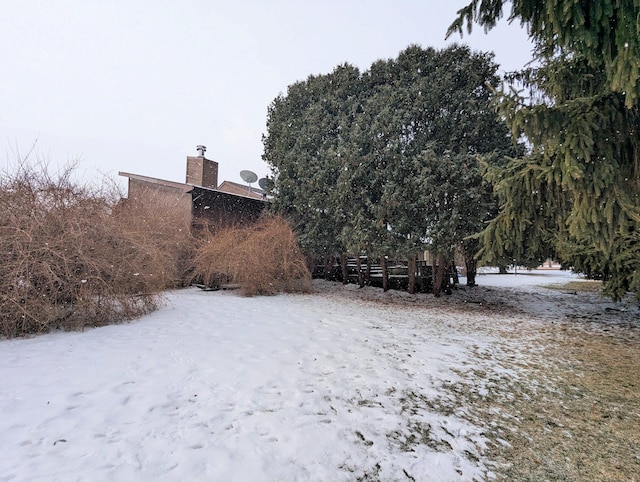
[449,0,639,106]
[263,65,361,259]
[362,46,516,289]
[263,45,517,291]
[449,1,640,299]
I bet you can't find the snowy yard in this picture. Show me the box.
[1,271,639,481]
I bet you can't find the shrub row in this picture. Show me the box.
[0,164,175,336]
[0,162,310,337]
[191,215,311,296]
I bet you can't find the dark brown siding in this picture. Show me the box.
[191,187,269,231]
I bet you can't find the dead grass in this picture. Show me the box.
[311,280,640,481]
[191,215,311,296]
[437,294,640,481]
[469,330,640,482]
[547,279,604,293]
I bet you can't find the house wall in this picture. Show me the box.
[191,188,269,231]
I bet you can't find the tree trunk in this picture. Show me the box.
[366,255,371,285]
[381,256,389,292]
[450,260,459,287]
[433,254,447,297]
[407,255,416,294]
[431,255,438,295]
[465,256,477,287]
[445,260,453,295]
[356,255,365,288]
[498,264,508,274]
[341,253,348,285]
[324,255,331,280]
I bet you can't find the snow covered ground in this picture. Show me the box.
[0,270,633,481]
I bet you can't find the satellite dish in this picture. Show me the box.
[258,177,272,191]
[240,170,258,184]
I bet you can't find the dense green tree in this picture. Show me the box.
[449,1,640,299]
[363,46,516,290]
[263,65,361,262]
[263,45,518,292]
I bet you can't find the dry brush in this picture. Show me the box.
[191,215,311,296]
[0,162,193,337]
[1,160,309,337]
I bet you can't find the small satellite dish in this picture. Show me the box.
[258,177,271,191]
[240,170,258,184]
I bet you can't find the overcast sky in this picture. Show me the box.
[1,1,533,189]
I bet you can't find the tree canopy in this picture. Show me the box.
[449,0,640,299]
[263,44,517,288]
[448,0,640,107]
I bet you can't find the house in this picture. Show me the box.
[119,148,270,231]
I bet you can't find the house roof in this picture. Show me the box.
[217,180,267,200]
[118,172,194,192]
[118,171,270,203]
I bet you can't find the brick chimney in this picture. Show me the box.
[186,146,218,188]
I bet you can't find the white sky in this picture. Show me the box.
[1,1,533,189]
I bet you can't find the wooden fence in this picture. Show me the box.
[312,256,459,294]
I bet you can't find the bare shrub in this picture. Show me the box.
[0,160,186,337]
[191,215,311,296]
[114,188,196,289]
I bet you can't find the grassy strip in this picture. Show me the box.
[546,280,605,293]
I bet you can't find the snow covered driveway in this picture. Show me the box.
[0,285,516,481]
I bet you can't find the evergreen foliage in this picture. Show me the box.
[449,1,640,299]
[448,0,640,107]
[262,45,517,288]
